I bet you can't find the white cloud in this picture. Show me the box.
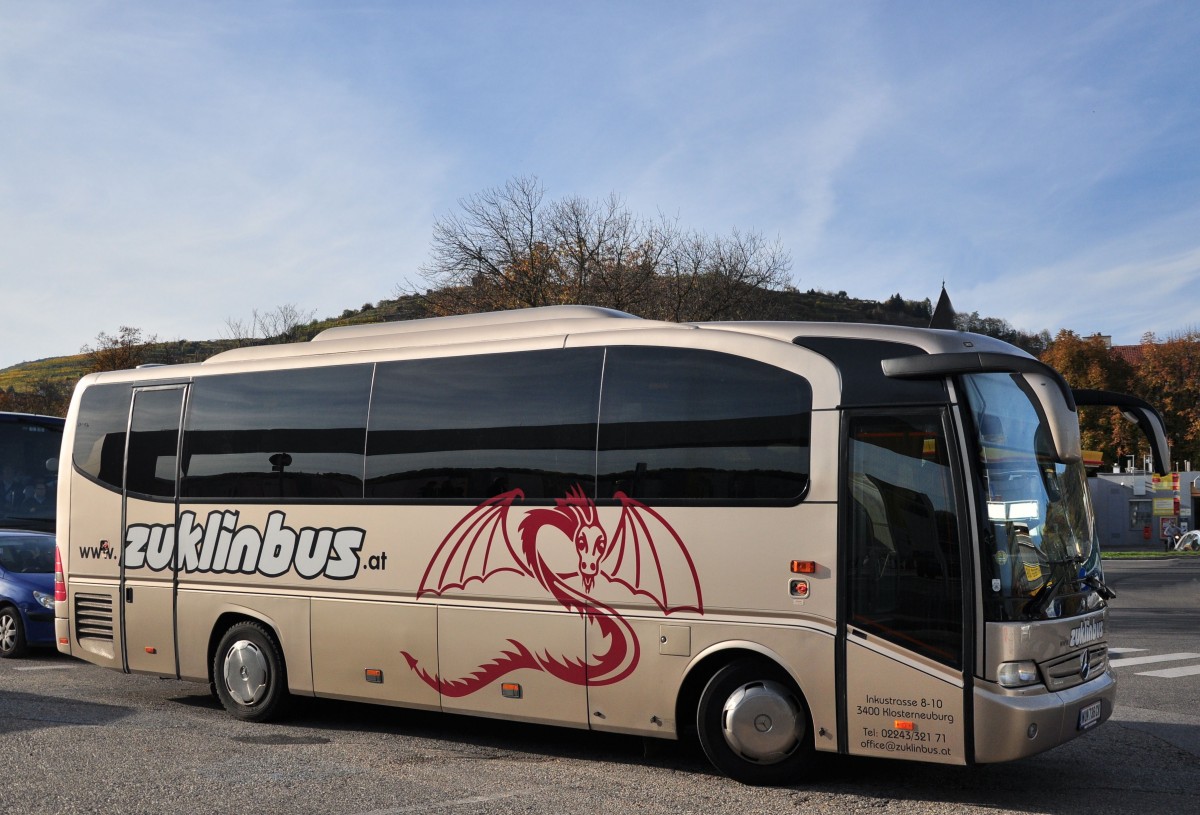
[1,2,452,366]
[958,206,1200,342]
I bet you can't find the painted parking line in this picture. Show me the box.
[360,790,532,814]
[1137,664,1200,679]
[12,665,75,671]
[1109,652,1200,668]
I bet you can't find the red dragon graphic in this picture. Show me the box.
[401,486,703,697]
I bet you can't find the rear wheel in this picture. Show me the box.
[212,621,289,722]
[696,659,813,785]
[0,606,28,659]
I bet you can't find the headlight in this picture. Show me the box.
[33,590,54,610]
[997,661,1041,688]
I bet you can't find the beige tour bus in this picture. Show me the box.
[54,306,1168,784]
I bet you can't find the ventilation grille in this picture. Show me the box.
[74,593,114,642]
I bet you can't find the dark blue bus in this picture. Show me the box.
[1,412,64,533]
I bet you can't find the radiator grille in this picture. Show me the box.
[1043,644,1108,691]
[74,593,115,642]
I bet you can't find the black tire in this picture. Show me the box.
[696,659,813,786]
[0,606,28,659]
[212,621,289,722]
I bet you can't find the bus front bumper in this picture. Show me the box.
[973,669,1115,764]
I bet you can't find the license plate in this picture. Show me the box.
[1077,700,1102,731]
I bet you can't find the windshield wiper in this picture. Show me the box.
[1083,571,1116,601]
[1024,579,1062,619]
[1023,556,1085,618]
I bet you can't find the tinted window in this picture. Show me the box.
[366,349,603,501]
[0,415,63,532]
[126,388,184,499]
[0,534,55,574]
[72,383,132,490]
[182,366,371,499]
[597,347,811,503]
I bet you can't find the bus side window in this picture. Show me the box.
[365,348,604,501]
[182,366,372,500]
[72,383,132,492]
[846,412,963,669]
[126,389,184,499]
[597,347,811,503]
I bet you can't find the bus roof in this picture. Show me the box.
[697,320,1031,358]
[198,305,1026,367]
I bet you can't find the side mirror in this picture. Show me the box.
[1073,389,1170,476]
[1023,372,1082,465]
[881,351,1084,465]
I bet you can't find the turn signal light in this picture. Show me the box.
[790,560,817,574]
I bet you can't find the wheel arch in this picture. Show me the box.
[206,611,282,686]
[675,641,814,741]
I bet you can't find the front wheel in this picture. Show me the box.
[696,659,813,785]
[212,621,289,722]
[0,606,28,659]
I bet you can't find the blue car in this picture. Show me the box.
[0,529,56,658]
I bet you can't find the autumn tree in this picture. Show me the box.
[1040,330,1138,468]
[407,176,792,320]
[82,326,160,373]
[1134,330,1200,467]
[0,378,71,417]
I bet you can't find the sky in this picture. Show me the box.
[2,1,1198,369]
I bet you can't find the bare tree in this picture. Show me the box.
[404,175,793,321]
[692,228,792,321]
[220,315,256,347]
[221,304,317,346]
[416,176,562,314]
[255,303,317,342]
[552,195,670,314]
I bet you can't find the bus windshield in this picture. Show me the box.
[0,413,63,533]
[963,373,1102,622]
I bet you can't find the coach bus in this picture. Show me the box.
[1,411,63,533]
[54,306,1167,784]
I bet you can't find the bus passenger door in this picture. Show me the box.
[121,386,186,677]
[840,410,969,765]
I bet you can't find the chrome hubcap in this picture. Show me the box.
[222,640,269,706]
[719,680,801,763]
